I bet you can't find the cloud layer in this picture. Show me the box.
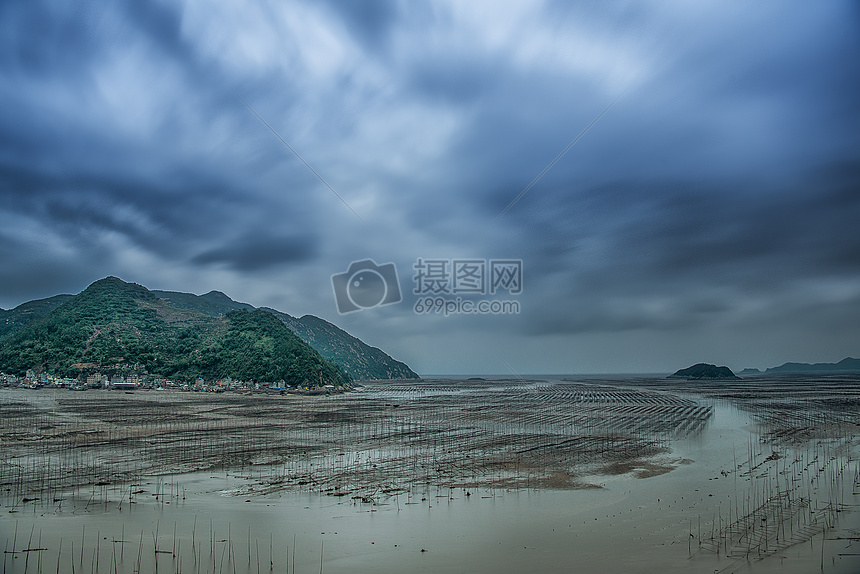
[1,0,858,373]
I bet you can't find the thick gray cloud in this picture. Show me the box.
[192,233,318,271]
[318,0,399,52]
[1,0,858,374]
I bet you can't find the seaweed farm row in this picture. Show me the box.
[606,374,860,446]
[1,380,713,503]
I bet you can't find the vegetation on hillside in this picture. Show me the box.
[152,289,254,316]
[0,294,75,338]
[266,310,419,380]
[202,309,349,385]
[0,277,350,386]
[150,288,418,380]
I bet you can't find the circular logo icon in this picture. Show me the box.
[347,269,388,308]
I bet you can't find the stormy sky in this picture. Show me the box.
[1,1,858,375]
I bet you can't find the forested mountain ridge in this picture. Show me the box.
[263,308,418,380]
[152,289,255,316]
[152,290,418,380]
[0,277,417,381]
[0,294,75,339]
[0,277,349,386]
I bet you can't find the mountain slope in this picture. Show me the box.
[151,289,418,380]
[152,289,255,316]
[0,277,349,386]
[0,294,75,339]
[264,309,419,380]
[207,308,348,385]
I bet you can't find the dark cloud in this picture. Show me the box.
[514,158,860,338]
[122,2,188,59]
[0,1,97,74]
[0,158,264,258]
[1,0,858,372]
[192,234,318,271]
[319,0,399,51]
[407,57,501,104]
[0,229,104,304]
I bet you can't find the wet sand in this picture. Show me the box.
[2,376,859,572]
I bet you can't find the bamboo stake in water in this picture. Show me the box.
[136,530,143,574]
[23,524,35,572]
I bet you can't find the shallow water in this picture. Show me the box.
[2,382,858,574]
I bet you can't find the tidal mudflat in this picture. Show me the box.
[2,377,858,573]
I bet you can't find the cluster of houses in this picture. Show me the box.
[0,369,344,394]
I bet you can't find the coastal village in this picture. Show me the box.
[0,368,347,394]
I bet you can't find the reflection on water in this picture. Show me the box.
[1,377,858,573]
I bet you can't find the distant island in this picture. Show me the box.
[668,358,860,379]
[669,363,739,380]
[765,357,860,374]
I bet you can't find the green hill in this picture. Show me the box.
[151,290,418,380]
[0,294,75,339]
[152,289,255,316]
[0,277,349,386]
[264,309,418,380]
